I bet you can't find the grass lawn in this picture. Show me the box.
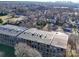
[0,44,15,57]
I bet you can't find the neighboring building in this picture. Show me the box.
[47,18,57,24]
[61,15,68,23]
[62,23,72,32]
[0,24,27,47]
[63,28,72,32]
[0,24,69,57]
[48,23,58,31]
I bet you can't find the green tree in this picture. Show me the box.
[36,20,47,29]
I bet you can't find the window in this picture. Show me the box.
[32,45,34,47]
[52,54,55,56]
[37,46,39,50]
[61,48,63,51]
[57,48,60,51]
[29,41,31,43]
[47,45,50,48]
[53,50,55,53]
[33,45,36,48]
[28,41,32,46]
[46,49,49,52]
[45,52,48,56]
[38,43,40,46]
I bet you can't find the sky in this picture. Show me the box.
[1,0,79,3]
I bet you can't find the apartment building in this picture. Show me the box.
[0,24,27,47]
[17,28,69,57]
[0,24,69,57]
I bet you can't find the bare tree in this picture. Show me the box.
[14,42,42,57]
[66,34,79,57]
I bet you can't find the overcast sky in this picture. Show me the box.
[1,0,79,3]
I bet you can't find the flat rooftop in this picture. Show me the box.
[18,28,56,44]
[18,28,69,49]
[0,24,27,36]
[51,32,69,49]
[0,25,69,49]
